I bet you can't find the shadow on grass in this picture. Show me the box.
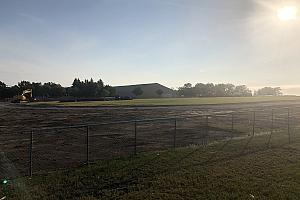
[8,132,297,198]
[94,135,261,192]
[78,129,299,196]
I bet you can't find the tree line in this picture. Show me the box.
[0,79,283,99]
[0,78,115,99]
[254,87,282,96]
[178,83,282,97]
[68,78,115,98]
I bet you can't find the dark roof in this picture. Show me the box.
[114,83,175,98]
[114,83,162,88]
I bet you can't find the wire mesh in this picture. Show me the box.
[32,127,86,174]
[0,133,29,178]
[1,107,299,176]
[89,122,135,161]
[135,120,174,153]
[176,116,208,147]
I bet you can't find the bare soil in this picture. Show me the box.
[1,100,300,177]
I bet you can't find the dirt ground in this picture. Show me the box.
[1,100,300,177]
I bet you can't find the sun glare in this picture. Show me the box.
[277,6,298,21]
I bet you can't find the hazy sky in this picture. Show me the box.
[1,0,300,94]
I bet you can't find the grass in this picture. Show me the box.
[2,132,300,199]
[28,96,300,107]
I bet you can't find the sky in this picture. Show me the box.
[1,0,300,94]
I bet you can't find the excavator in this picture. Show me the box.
[11,89,33,103]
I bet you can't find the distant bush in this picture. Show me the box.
[178,83,252,97]
[254,87,282,96]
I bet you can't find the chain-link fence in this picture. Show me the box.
[1,107,300,178]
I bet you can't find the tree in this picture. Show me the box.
[72,78,81,88]
[104,85,116,96]
[224,84,235,96]
[183,83,192,88]
[45,82,66,97]
[96,79,104,96]
[1,78,114,99]
[18,81,32,94]
[132,87,143,97]
[68,87,80,97]
[178,83,195,97]
[194,83,206,97]
[178,82,252,97]
[156,89,163,97]
[69,78,114,98]
[31,82,43,97]
[0,81,20,99]
[9,85,20,97]
[255,87,282,96]
[0,81,6,88]
[0,81,7,99]
[233,85,252,97]
[214,84,227,97]
[206,83,216,96]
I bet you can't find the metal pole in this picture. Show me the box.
[231,113,234,137]
[134,121,137,155]
[86,126,89,164]
[288,108,290,144]
[205,115,209,145]
[252,111,255,136]
[29,130,33,177]
[174,118,177,149]
[268,109,274,147]
[272,109,274,135]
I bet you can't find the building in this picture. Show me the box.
[114,83,176,99]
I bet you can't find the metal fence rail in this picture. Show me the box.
[1,107,299,178]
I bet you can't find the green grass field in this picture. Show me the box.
[29,96,300,107]
[2,132,300,199]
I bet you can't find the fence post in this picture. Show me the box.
[29,130,33,177]
[205,115,209,145]
[252,111,255,136]
[231,113,234,137]
[268,109,274,147]
[86,126,89,164]
[174,118,177,149]
[288,108,290,144]
[134,121,137,155]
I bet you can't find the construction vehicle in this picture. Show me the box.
[11,89,33,103]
